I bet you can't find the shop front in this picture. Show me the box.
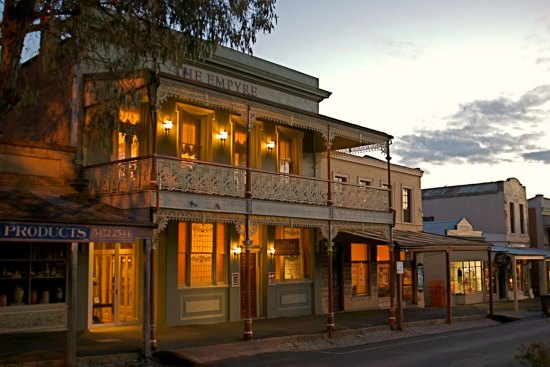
[159,217,316,326]
[0,221,152,334]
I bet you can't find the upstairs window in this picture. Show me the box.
[278,136,292,174]
[402,188,412,223]
[233,125,247,167]
[358,178,372,186]
[181,117,201,160]
[519,204,525,234]
[510,202,516,234]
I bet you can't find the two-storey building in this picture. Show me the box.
[1,44,395,349]
[325,154,490,326]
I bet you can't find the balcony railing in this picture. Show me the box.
[85,156,389,211]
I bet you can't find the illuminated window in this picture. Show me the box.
[177,222,226,287]
[278,137,292,174]
[274,227,312,281]
[351,243,369,296]
[450,261,483,294]
[377,245,390,297]
[181,117,201,160]
[233,125,247,167]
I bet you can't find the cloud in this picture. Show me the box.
[395,85,550,166]
[370,36,423,59]
[523,150,550,164]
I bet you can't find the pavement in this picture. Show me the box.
[0,298,544,366]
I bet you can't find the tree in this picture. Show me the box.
[0,0,277,121]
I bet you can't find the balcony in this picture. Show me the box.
[85,156,389,212]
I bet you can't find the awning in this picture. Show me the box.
[0,186,155,242]
[341,229,490,252]
[491,246,550,260]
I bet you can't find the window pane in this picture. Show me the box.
[274,227,308,281]
[190,223,213,286]
[177,222,188,287]
[376,245,390,261]
[216,223,226,284]
[351,243,369,296]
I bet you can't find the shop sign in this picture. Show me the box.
[396,261,404,275]
[0,222,136,243]
[274,239,300,256]
[0,222,89,242]
[91,226,135,243]
[494,253,511,266]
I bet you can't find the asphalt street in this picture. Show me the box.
[212,317,550,367]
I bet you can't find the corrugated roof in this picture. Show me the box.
[0,186,153,227]
[341,229,490,251]
[423,181,501,199]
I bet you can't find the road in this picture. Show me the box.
[212,317,550,367]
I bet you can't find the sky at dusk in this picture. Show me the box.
[252,0,550,199]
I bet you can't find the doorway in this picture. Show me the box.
[91,242,141,326]
[240,253,258,319]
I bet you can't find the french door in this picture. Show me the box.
[91,243,141,326]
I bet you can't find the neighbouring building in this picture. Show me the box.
[528,195,550,294]
[326,154,490,318]
[422,178,550,302]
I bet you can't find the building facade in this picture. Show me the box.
[1,43,398,346]
[423,178,549,301]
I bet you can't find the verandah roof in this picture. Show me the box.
[341,229,491,252]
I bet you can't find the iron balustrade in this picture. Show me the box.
[84,157,389,211]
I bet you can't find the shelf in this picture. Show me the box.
[0,277,29,280]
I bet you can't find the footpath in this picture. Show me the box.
[0,299,543,366]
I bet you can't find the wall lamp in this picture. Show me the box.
[268,247,275,258]
[218,130,228,145]
[232,245,242,258]
[266,140,276,153]
[163,119,173,133]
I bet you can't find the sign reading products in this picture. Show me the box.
[0,222,135,243]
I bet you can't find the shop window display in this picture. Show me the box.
[0,243,67,306]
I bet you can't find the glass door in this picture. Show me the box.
[91,243,140,326]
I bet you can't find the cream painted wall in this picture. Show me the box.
[321,153,423,231]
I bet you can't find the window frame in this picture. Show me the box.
[177,222,227,288]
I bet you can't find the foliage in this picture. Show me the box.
[516,341,550,367]
[0,0,278,121]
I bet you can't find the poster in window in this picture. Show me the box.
[417,264,424,292]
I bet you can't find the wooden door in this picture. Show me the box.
[240,253,257,319]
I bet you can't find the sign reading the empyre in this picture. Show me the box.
[0,222,134,243]
[274,239,300,256]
